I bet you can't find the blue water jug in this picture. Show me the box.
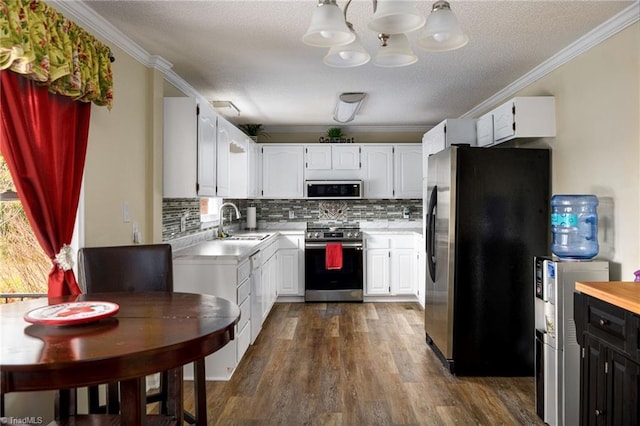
[551,194,599,259]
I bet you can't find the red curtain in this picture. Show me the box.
[0,71,91,297]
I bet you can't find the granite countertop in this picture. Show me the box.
[575,281,640,315]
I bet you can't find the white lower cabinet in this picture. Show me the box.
[260,240,278,323]
[366,248,391,295]
[391,248,418,294]
[236,277,251,362]
[173,257,251,381]
[365,234,419,296]
[276,233,304,296]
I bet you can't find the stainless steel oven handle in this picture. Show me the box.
[304,242,363,249]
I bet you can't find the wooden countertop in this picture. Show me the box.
[575,281,640,315]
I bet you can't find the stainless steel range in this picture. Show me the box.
[304,223,363,302]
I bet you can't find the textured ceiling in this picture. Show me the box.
[80,0,636,130]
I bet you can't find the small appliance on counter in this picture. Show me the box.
[534,256,609,426]
[246,206,257,230]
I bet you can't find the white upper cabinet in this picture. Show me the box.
[247,139,260,198]
[394,145,422,198]
[332,145,360,170]
[261,145,304,198]
[476,112,495,147]
[304,145,361,180]
[163,97,217,198]
[492,96,556,143]
[305,145,332,170]
[422,119,477,156]
[216,116,232,197]
[217,116,253,198]
[360,145,394,199]
[197,109,217,197]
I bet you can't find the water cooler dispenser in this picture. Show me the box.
[534,256,609,426]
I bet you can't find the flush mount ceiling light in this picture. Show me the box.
[333,92,366,123]
[303,0,467,68]
[211,101,241,117]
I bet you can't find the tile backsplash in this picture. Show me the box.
[162,198,202,241]
[163,198,422,241]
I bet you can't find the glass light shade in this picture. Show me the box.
[302,2,356,47]
[368,0,426,34]
[416,2,468,52]
[324,33,370,67]
[374,34,418,68]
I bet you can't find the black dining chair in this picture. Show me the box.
[77,243,204,424]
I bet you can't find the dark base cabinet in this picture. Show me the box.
[575,293,640,426]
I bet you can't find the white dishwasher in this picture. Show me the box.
[250,250,263,344]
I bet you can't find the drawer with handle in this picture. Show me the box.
[585,295,631,356]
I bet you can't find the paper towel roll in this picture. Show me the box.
[246,206,257,230]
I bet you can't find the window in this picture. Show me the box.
[200,197,223,228]
[0,154,49,296]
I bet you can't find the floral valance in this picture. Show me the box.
[0,0,113,109]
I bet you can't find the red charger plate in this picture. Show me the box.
[24,301,120,326]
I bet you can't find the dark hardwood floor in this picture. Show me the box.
[181,302,545,425]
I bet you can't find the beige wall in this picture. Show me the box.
[498,23,639,280]
[83,44,163,246]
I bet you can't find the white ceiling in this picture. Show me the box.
[74,0,636,131]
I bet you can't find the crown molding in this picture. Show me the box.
[49,0,638,129]
[47,0,202,99]
[462,1,640,119]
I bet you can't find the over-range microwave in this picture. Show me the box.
[305,180,362,199]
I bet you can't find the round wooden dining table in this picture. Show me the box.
[0,291,240,426]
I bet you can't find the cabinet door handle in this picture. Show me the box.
[595,409,604,416]
[599,319,608,326]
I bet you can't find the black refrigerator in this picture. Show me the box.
[424,145,550,376]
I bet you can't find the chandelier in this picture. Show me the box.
[302,0,468,68]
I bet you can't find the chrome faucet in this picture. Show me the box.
[218,202,241,238]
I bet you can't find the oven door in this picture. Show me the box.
[304,241,363,302]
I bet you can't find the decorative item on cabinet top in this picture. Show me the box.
[319,127,355,143]
[238,123,270,142]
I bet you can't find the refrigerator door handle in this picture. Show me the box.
[426,185,437,282]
